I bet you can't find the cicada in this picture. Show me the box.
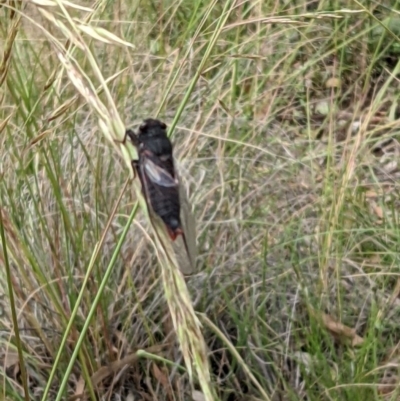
[125,119,196,274]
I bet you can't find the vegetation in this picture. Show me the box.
[2,0,400,400]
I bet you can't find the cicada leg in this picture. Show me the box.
[167,226,183,241]
[113,129,140,179]
[125,129,139,146]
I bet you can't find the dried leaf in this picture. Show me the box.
[192,390,206,401]
[315,100,330,116]
[39,9,84,50]
[78,25,135,48]
[59,0,94,11]
[29,0,58,6]
[91,345,166,385]
[25,130,52,150]
[152,364,172,395]
[31,0,93,10]
[372,204,384,219]
[320,312,364,346]
[91,353,140,385]
[365,190,378,198]
[47,97,77,121]
[0,112,13,133]
[326,77,341,88]
[74,375,85,400]
[0,14,21,87]
[1,350,20,380]
[56,52,108,119]
[3,350,19,368]
[126,393,135,401]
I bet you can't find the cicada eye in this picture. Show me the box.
[160,122,167,129]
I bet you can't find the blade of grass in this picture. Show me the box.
[40,179,134,401]
[168,0,236,136]
[0,208,30,401]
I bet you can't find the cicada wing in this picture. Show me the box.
[136,150,196,275]
[137,160,167,219]
[172,175,197,275]
[133,161,153,220]
[137,159,193,274]
[143,157,177,187]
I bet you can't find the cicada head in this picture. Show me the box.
[136,119,172,157]
[139,118,167,132]
[138,119,167,142]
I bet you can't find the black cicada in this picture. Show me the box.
[125,119,196,273]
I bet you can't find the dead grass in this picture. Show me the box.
[2,0,400,400]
